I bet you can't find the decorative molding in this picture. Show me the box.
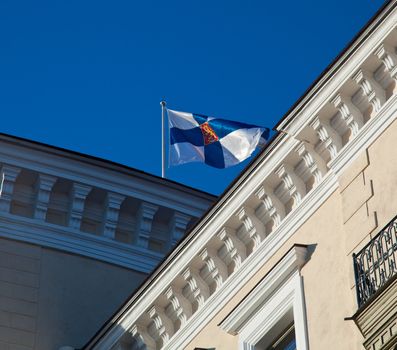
[276,1,397,136]
[87,4,397,349]
[0,211,163,273]
[34,173,57,220]
[0,139,215,219]
[237,271,308,350]
[103,192,126,239]
[219,245,308,334]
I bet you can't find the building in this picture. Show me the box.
[79,1,397,349]
[0,133,215,350]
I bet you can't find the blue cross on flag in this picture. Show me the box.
[167,109,270,169]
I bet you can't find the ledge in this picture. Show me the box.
[0,212,164,274]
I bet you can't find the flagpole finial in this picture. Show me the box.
[160,100,166,108]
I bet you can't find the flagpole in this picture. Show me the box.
[160,100,166,178]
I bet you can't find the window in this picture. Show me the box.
[219,245,309,350]
[267,324,296,350]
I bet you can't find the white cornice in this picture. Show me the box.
[0,212,163,274]
[0,138,214,218]
[87,3,397,349]
[276,1,397,135]
[329,93,397,177]
[91,167,337,350]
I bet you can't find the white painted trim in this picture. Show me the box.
[89,5,397,348]
[0,139,214,218]
[0,212,163,273]
[93,170,337,350]
[276,1,397,136]
[238,272,308,350]
[329,93,397,177]
[92,94,397,347]
[219,245,308,335]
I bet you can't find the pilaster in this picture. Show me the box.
[69,183,92,229]
[34,173,57,220]
[0,165,21,213]
[103,192,125,239]
[135,202,159,249]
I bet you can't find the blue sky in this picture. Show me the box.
[0,0,384,195]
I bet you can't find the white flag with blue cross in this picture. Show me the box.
[167,109,270,169]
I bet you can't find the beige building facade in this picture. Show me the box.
[83,1,397,349]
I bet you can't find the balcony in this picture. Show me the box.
[352,215,397,350]
[353,214,397,307]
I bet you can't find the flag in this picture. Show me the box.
[167,109,270,169]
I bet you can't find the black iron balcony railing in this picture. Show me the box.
[353,214,397,307]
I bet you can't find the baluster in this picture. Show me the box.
[68,183,92,229]
[0,165,20,213]
[135,202,159,249]
[34,174,57,220]
[216,226,246,270]
[103,192,125,239]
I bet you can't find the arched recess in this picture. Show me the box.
[115,197,139,244]
[80,188,107,235]
[46,178,72,226]
[10,169,37,218]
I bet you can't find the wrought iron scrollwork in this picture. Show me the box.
[353,216,397,307]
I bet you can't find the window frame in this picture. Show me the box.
[219,245,309,350]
